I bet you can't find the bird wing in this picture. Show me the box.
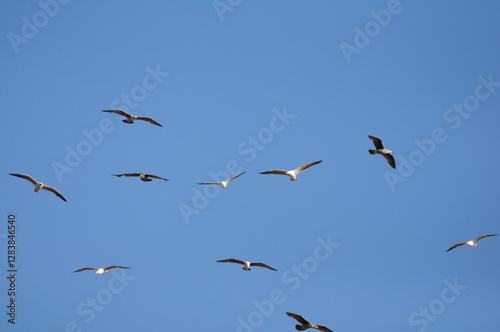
[73,267,97,273]
[260,169,288,175]
[383,154,396,169]
[473,234,498,242]
[10,173,38,185]
[216,258,245,265]
[105,266,130,270]
[295,160,323,174]
[113,173,141,178]
[250,262,277,271]
[317,324,334,332]
[102,110,131,118]
[227,171,246,183]
[136,116,163,127]
[145,174,169,181]
[41,185,67,202]
[198,182,221,185]
[446,242,467,252]
[368,135,384,149]
[286,312,310,325]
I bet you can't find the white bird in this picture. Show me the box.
[286,312,333,332]
[368,135,395,169]
[112,173,169,182]
[217,258,277,271]
[197,172,246,189]
[446,234,497,252]
[73,266,130,274]
[102,110,162,127]
[260,160,322,181]
[9,173,67,202]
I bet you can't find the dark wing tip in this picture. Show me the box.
[73,267,94,273]
[446,243,463,252]
[216,258,243,264]
[388,155,396,169]
[286,312,309,324]
[9,173,29,178]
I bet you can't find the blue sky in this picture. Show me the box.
[1,1,500,331]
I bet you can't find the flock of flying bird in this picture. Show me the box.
[9,110,497,331]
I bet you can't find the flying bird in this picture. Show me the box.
[260,160,322,181]
[446,234,497,252]
[198,172,246,189]
[102,110,163,127]
[286,312,333,332]
[216,259,277,271]
[368,135,395,169]
[9,173,67,202]
[73,266,130,274]
[112,173,169,182]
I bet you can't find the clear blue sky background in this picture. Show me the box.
[1,1,500,331]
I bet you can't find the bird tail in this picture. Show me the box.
[369,149,376,154]
[296,325,309,331]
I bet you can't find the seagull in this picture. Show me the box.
[216,259,277,271]
[286,312,333,332]
[112,173,168,182]
[368,135,395,169]
[73,266,130,274]
[446,234,497,252]
[9,173,67,202]
[198,172,246,189]
[102,110,162,127]
[260,160,322,181]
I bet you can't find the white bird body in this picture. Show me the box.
[217,258,277,271]
[73,266,130,274]
[10,173,67,202]
[368,135,396,169]
[123,115,138,123]
[112,173,169,182]
[286,170,298,181]
[102,110,163,127]
[198,172,246,189]
[371,148,393,155]
[446,234,497,252]
[34,182,43,192]
[286,312,333,332]
[260,161,322,181]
